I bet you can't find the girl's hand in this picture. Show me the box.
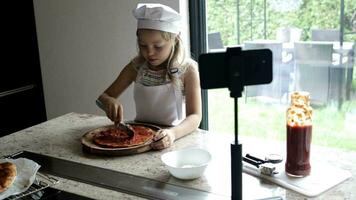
[150,129,175,150]
[99,94,123,123]
[106,101,123,124]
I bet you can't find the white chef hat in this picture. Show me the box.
[132,3,181,34]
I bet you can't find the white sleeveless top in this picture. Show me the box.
[134,63,185,126]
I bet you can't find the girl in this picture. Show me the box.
[97,3,202,150]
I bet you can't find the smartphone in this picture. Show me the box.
[198,48,273,90]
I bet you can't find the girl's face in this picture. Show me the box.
[137,29,174,68]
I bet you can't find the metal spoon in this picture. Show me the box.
[115,122,134,138]
[96,99,134,138]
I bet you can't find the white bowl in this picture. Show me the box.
[161,148,211,180]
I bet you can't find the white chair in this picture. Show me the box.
[311,29,340,41]
[345,43,355,100]
[243,40,293,100]
[208,32,224,52]
[293,42,346,106]
[289,28,302,43]
[276,27,302,43]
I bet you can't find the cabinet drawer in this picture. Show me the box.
[0,86,46,137]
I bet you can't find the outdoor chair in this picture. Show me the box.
[345,44,355,100]
[311,29,340,42]
[208,32,224,52]
[243,40,293,100]
[293,41,347,106]
[276,27,302,43]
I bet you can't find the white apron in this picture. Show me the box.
[134,77,185,126]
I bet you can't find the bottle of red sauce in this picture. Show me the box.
[286,91,313,177]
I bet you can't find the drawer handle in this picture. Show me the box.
[0,84,36,98]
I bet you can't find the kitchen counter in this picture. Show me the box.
[0,112,355,199]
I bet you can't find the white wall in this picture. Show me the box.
[33,0,188,120]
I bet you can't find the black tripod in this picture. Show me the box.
[231,97,242,200]
[198,46,273,200]
[226,47,245,200]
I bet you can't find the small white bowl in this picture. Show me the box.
[161,148,211,180]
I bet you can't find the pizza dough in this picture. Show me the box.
[93,124,155,148]
[0,162,17,193]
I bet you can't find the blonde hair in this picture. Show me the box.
[132,30,189,88]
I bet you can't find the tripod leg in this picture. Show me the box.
[231,143,242,200]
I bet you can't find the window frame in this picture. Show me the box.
[188,0,209,130]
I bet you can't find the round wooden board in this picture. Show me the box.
[81,122,161,156]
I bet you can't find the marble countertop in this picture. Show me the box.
[0,112,355,199]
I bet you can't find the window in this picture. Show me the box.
[193,0,356,151]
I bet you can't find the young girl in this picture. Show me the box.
[97,3,202,150]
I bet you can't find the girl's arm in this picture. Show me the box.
[98,62,137,123]
[172,62,202,139]
[151,62,202,149]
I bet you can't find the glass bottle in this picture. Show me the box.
[285,91,313,177]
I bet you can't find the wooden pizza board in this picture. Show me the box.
[81,122,161,156]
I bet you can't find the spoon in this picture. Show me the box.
[115,122,135,138]
[95,99,134,138]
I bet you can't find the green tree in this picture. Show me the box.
[207,0,356,44]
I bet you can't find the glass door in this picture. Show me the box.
[204,0,356,151]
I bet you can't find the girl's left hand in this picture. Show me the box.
[150,129,175,150]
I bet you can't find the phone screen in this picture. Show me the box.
[198,49,273,90]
